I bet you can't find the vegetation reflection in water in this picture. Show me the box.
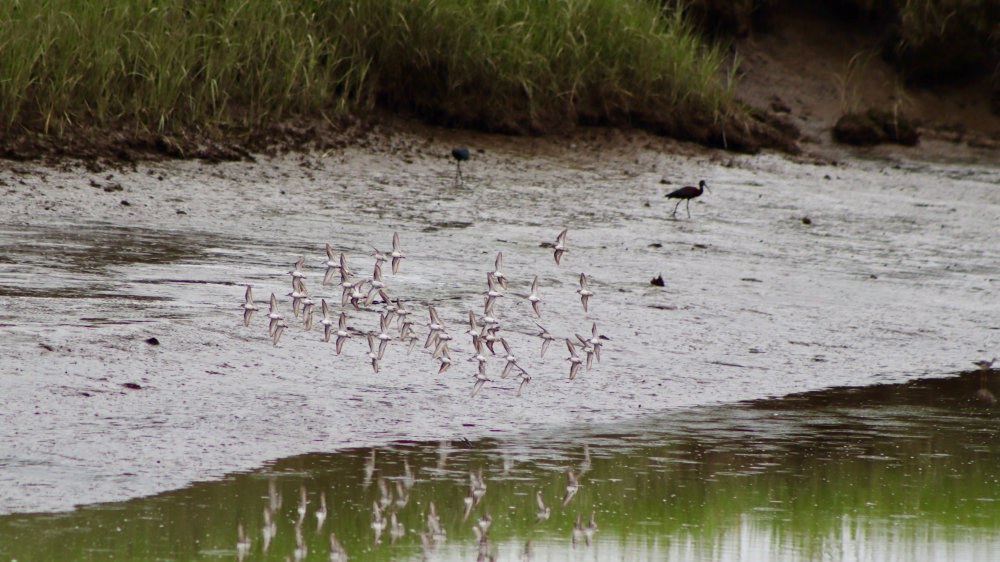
[1,371,998,561]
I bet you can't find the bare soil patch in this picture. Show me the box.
[733,4,1000,150]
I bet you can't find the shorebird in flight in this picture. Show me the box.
[376,313,394,359]
[287,277,309,317]
[471,371,490,397]
[534,322,556,358]
[480,327,500,355]
[366,334,381,373]
[425,306,445,349]
[287,256,307,281]
[301,298,315,331]
[526,276,542,317]
[339,253,355,281]
[365,264,387,307]
[390,232,406,274]
[565,339,583,380]
[394,298,413,328]
[553,229,569,265]
[271,319,288,346]
[499,339,524,379]
[266,293,283,337]
[322,244,341,285]
[484,272,505,309]
[319,299,335,342]
[241,286,259,326]
[369,245,388,268]
[491,252,507,290]
[481,299,500,328]
[517,368,531,397]
[469,338,489,376]
[575,338,595,370]
[334,312,351,354]
[577,273,594,312]
[578,322,604,362]
[436,347,453,374]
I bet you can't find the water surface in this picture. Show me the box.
[1,371,997,560]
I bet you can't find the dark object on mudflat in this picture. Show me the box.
[833,109,920,146]
[650,274,665,287]
[145,337,160,345]
[665,180,708,218]
[802,216,812,225]
[121,382,142,390]
[452,147,470,184]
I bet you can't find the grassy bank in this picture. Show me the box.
[0,0,787,156]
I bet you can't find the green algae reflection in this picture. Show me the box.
[1,371,998,560]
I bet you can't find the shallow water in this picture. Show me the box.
[0,132,999,557]
[0,373,997,560]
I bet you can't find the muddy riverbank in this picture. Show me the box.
[1,125,998,516]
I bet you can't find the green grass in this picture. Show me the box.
[0,0,737,140]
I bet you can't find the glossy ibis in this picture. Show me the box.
[452,147,470,184]
[665,180,708,218]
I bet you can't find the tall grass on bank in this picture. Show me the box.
[0,0,734,137]
[336,0,733,132]
[0,1,366,135]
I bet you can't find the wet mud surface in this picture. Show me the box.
[0,128,998,515]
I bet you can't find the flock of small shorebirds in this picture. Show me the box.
[236,445,597,561]
[227,167,710,557]
[238,228,608,397]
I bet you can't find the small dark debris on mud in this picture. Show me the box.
[39,343,54,352]
[649,243,663,248]
[651,274,665,286]
[144,337,160,346]
[802,216,812,224]
[121,382,142,390]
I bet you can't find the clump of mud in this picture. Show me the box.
[833,108,920,146]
